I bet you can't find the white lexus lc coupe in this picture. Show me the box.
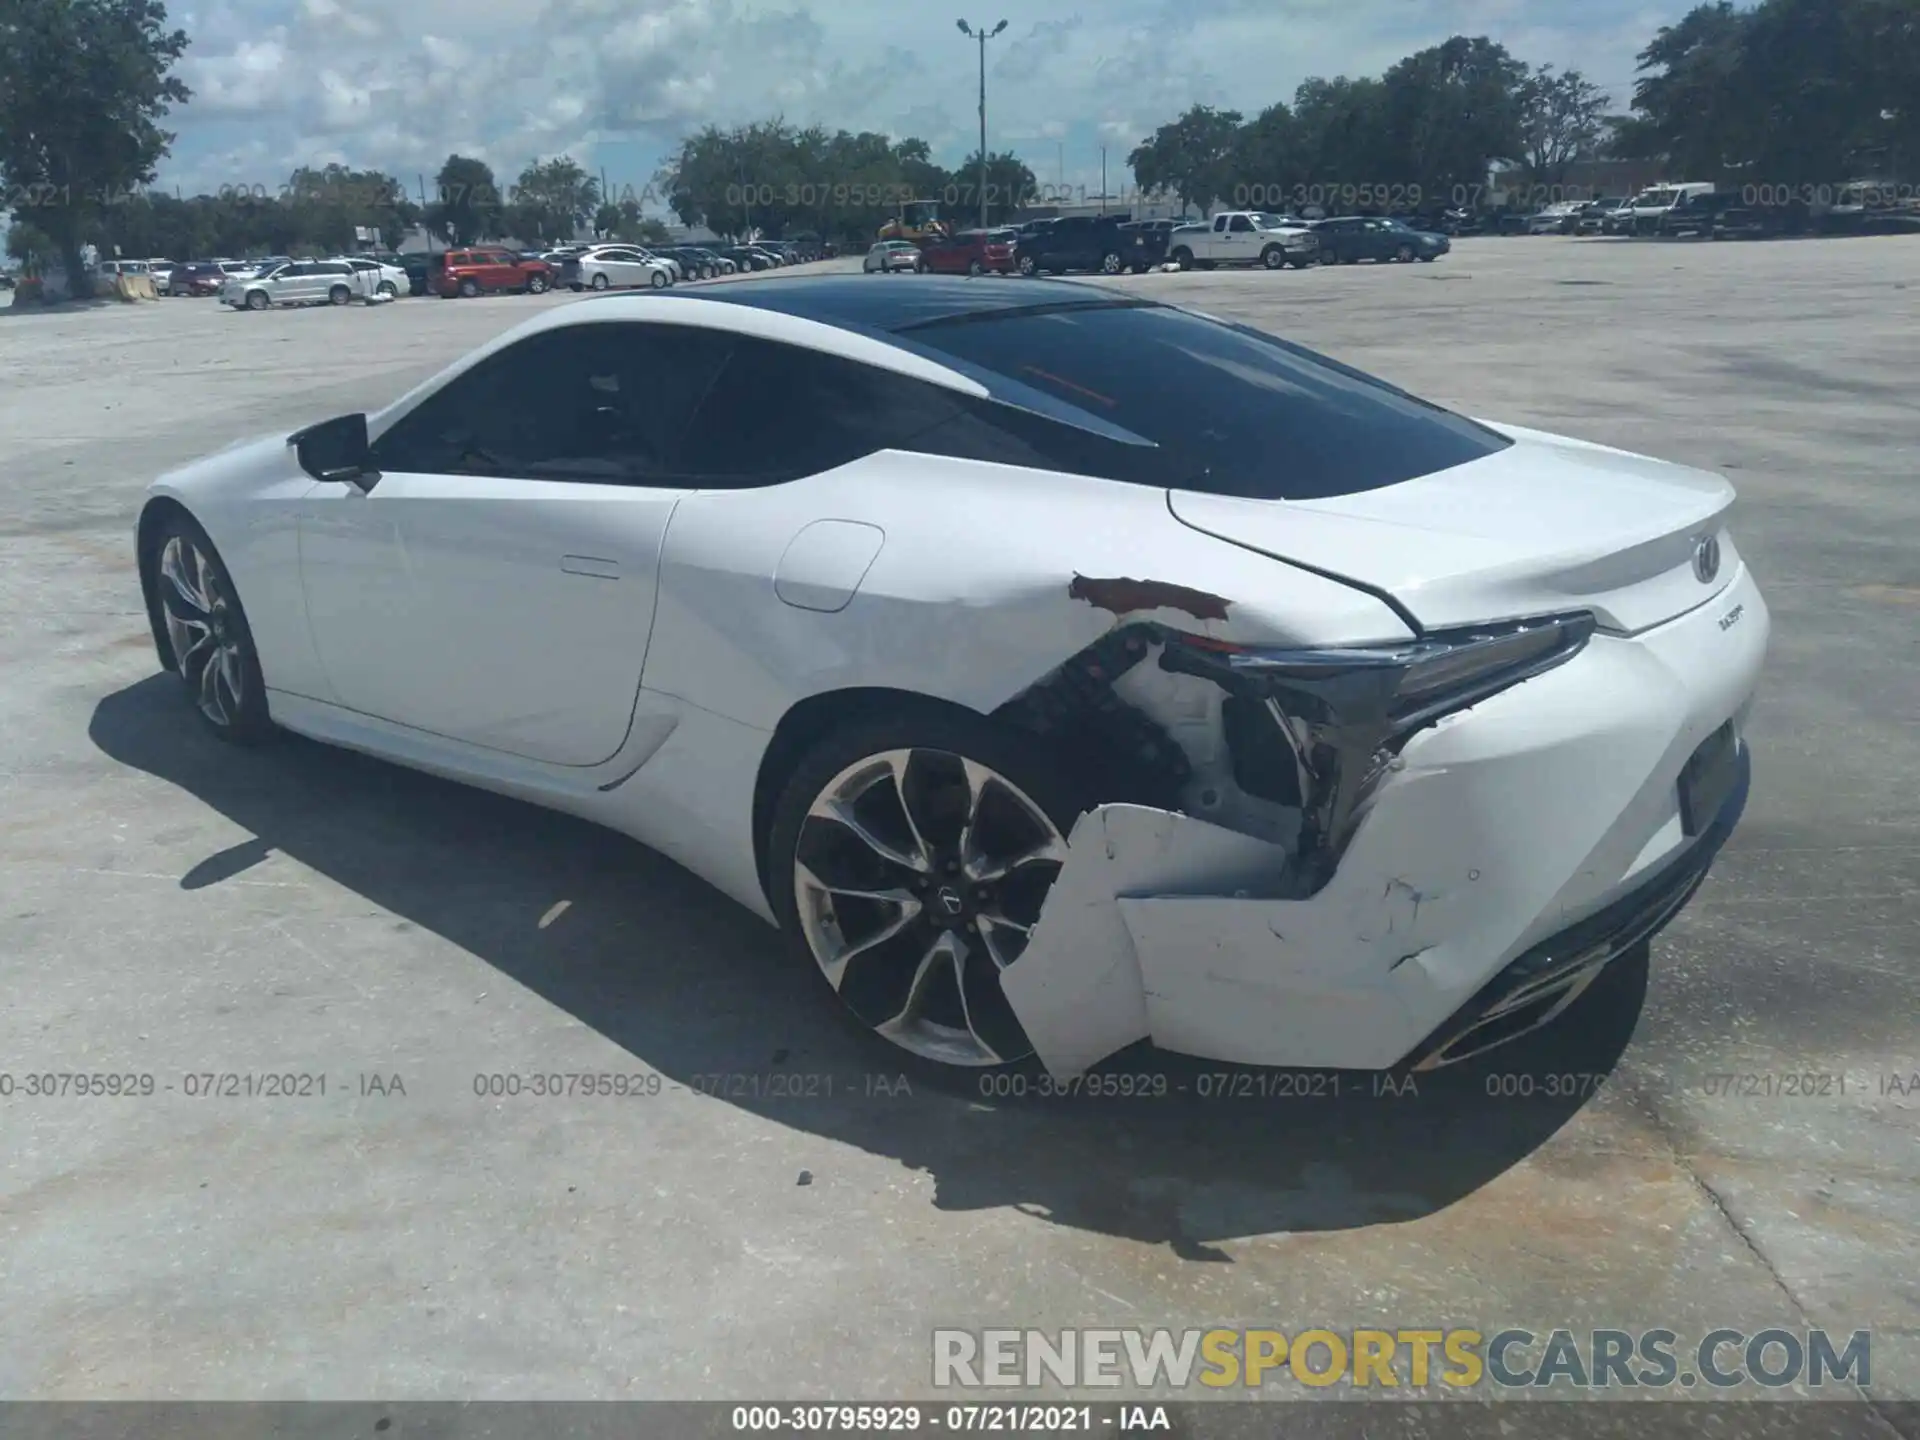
[137,276,1767,1077]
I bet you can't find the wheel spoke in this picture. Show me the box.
[809,794,930,875]
[215,645,243,714]
[159,539,212,616]
[877,930,960,1034]
[166,614,213,678]
[883,751,937,870]
[975,912,1031,971]
[793,864,922,992]
[197,643,230,724]
[948,936,1003,1064]
[953,758,997,874]
[966,834,1069,885]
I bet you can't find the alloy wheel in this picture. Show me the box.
[792,747,1069,1067]
[158,535,248,728]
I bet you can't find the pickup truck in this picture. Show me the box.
[1166,211,1319,270]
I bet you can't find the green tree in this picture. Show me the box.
[424,154,502,244]
[1227,102,1304,207]
[6,218,59,264]
[0,0,190,295]
[508,155,599,245]
[1631,3,1753,177]
[1291,77,1392,199]
[1128,105,1244,216]
[1378,37,1530,199]
[655,120,979,248]
[1517,67,1613,183]
[954,150,1037,224]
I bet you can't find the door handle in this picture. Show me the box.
[560,555,621,579]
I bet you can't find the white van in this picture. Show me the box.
[1625,183,1716,234]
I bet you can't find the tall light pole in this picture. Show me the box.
[957,19,1008,231]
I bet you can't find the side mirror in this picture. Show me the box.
[291,413,375,488]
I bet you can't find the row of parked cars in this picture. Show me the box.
[401,237,821,298]
[89,236,827,311]
[1524,182,1920,239]
[864,210,1452,278]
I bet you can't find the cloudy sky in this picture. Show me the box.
[158,0,1682,206]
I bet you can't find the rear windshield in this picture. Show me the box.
[900,302,1512,500]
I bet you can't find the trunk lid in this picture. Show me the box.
[1167,424,1739,634]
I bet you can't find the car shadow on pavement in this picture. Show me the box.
[91,675,1645,1254]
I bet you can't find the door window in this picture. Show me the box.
[677,338,965,487]
[371,322,736,484]
[1229,215,1254,232]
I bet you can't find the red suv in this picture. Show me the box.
[435,247,555,298]
[918,228,1017,275]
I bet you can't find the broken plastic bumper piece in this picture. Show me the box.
[1000,566,1767,1078]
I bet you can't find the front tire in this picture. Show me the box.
[1261,245,1286,269]
[1099,251,1124,275]
[148,513,273,743]
[1017,253,1038,276]
[527,273,549,294]
[245,290,268,310]
[1395,244,1415,262]
[649,270,667,289]
[768,710,1088,1070]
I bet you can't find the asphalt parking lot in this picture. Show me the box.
[2,237,1916,1409]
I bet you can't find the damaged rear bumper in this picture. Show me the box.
[1000,566,1768,1077]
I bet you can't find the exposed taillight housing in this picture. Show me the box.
[1163,614,1596,891]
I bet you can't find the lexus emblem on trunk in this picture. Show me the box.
[1692,534,1722,584]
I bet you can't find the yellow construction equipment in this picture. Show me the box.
[878,200,951,244]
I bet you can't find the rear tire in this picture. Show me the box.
[591,273,610,290]
[1171,247,1194,270]
[768,708,1092,1073]
[328,284,351,305]
[145,511,274,744]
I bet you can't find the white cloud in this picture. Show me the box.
[158,0,1693,200]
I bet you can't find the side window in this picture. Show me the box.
[1214,215,1230,231]
[1229,215,1253,232]
[676,338,965,487]
[371,322,736,484]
